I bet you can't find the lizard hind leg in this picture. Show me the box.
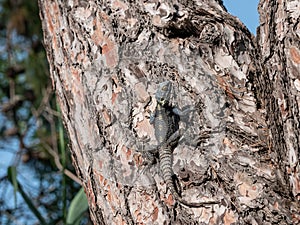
[164,128,184,147]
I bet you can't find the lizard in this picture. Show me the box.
[148,81,219,207]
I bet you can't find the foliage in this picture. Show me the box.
[0,0,89,224]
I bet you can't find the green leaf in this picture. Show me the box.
[7,166,18,206]
[7,166,47,225]
[66,187,89,225]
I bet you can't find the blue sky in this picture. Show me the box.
[223,0,260,34]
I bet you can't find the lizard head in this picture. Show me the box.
[155,81,172,105]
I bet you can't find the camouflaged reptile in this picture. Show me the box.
[149,81,219,207]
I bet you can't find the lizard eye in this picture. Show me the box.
[162,86,168,91]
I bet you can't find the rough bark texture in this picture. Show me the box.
[38,0,300,224]
[257,0,300,200]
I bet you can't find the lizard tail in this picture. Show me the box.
[159,146,219,208]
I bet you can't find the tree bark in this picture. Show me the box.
[38,0,300,224]
[257,0,300,200]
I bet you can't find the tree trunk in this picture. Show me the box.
[38,0,300,224]
[257,0,300,200]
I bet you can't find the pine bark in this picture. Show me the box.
[257,0,300,200]
[38,0,300,224]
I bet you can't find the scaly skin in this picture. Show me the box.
[151,81,219,207]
